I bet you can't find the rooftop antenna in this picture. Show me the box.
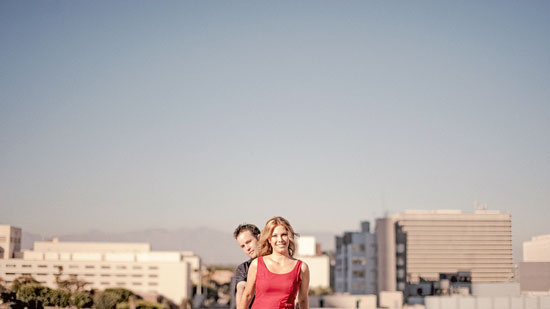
[380,189,389,218]
[474,200,488,211]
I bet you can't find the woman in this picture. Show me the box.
[238,216,310,309]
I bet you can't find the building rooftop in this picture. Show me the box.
[33,238,151,253]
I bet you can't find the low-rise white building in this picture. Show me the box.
[299,255,330,289]
[425,295,550,309]
[524,235,550,262]
[520,234,550,293]
[295,236,331,289]
[0,225,200,304]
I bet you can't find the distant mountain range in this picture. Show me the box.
[21,228,335,265]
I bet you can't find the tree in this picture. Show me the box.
[308,286,332,296]
[16,283,51,309]
[44,289,71,307]
[0,276,7,293]
[94,291,121,309]
[57,274,90,293]
[71,291,93,308]
[117,300,168,309]
[10,275,39,294]
[103,288,136,303]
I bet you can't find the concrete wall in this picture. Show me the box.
[425,295,550,309]
[519,262,550,292]
[379,291,403,309]
[471,282,520,297]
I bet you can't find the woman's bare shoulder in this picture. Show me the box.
[300,260,309,272]
[250,257,258,268]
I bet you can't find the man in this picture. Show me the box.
[231,223,260,309]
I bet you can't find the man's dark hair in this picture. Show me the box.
[233,224,261,239]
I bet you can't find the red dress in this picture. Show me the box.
[252,256,302,309]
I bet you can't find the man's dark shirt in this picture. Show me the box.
[230,258,254,309]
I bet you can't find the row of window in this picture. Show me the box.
[0,236,21,242]
[351,269,376,278]
[4,264,159,270]
[3,273,158,278]
[2,280,158,287]
[98,282,158,286]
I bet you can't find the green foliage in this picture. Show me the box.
[94,291,122,309]
[104,288,135,303]
[0,277,7,293]
[44,288,71,307]
[10,275,39,294]
[308,286,333,296]
[117,300,168,309]
[8,278,94,309]
[115,301,130,309]
[71,291,93,308]
[16,283,51,308]
[208,265,236,271]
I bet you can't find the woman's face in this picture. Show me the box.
[270,225,290,254]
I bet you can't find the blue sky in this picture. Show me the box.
[1,1,549,260]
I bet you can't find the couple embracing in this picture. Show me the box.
[233,216,310,309]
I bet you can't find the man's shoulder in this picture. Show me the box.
[235,258,254,282]
[237,258,253,271]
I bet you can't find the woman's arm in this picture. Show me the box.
[297,262,310,309]
[235,281,246,308]
[238,259,257,309]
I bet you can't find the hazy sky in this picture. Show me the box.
[1,1,549,260]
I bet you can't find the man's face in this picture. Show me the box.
[236,230,259,259]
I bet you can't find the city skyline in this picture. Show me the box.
[1,1,549,264]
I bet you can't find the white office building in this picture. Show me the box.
[0,225,200,304]
[391,210,514,284]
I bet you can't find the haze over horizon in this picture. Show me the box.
[2,1,549,263]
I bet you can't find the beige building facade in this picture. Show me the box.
[391,210,513,284]
[295,236,331,289]
[0,225,22,259]
[0,225,200,304]
[376,217,396,293]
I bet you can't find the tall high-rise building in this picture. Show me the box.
[391,210,513,284]
[334,222,377,294]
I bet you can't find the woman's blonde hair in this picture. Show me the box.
[258,216,299,257]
